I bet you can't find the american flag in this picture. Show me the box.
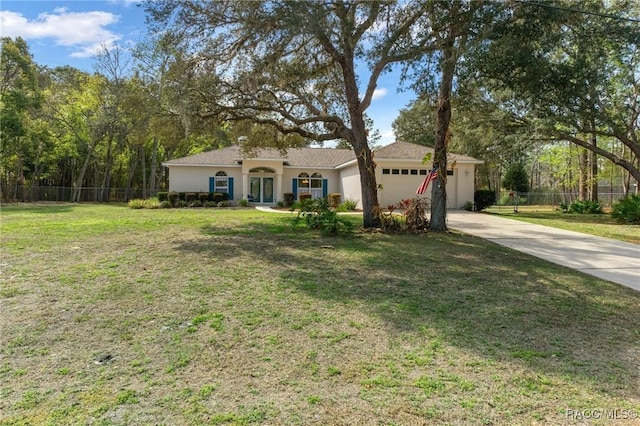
[416,167,438,195]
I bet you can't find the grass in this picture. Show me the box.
[1,203,639,425]
[485,205,640,244]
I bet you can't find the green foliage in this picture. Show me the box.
[189,200,202,208]
[238,198,249,207]
[502,163,530,193]
[204,201,217,208]
[185,192,197,203]
[168,192,179,206]
[568,199,603,214]
[299,193,312,203]
[198,192,209,203]
[611,195,640,224]
[292,197,353,236]
[212,192,228,203]
[336,199,358,212]
[474,190,496,211]
[464,201,473,211]
[283,193,295,207]
[157,192,168,202]
[499,193,527,206]
[217,201,230,207]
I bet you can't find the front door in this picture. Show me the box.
[250,176,274,203]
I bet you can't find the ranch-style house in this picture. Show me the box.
[162,141,483,209]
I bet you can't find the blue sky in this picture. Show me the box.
[1,0,416,146]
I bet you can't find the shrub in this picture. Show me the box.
[502,162,530,193]
[464,201,473,211]
[328,193,341,208]
[160,200,171,209]
[373,205,403,232]
[157,192,169,202]
[217,200,230,207]
[189,200,202,208]
[185,192,197,203]
[178,192,186,202]
[168,191,179,206]
[212,192,228,203]
[474,190,496,211]
[128,199,145,209]
[568,199,603,214]
[404,198,429,231]
[204,201,217,208]
[175,199,187,208]
[499,193,527,206]
[276,200,285,208]
[339,199,358,211]
[292,197,353,236]
[238,198,249,207]
[283,192,295,207]
[299,193,312,203]
[611,194,640,224]
[198,192,209,203]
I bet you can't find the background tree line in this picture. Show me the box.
[2,0,638,229]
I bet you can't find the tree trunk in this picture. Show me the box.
[589,133,597,201]
[72,139,98,203]
[430,21,457,231]
[149,135,159,197]
[578,147,588,199]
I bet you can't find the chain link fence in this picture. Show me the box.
[4,186,160,203]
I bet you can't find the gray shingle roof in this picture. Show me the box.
[162,141,481,168]
[374,141,482,163]
[163,145,355,168]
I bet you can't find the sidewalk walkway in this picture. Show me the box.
[447,210,640,291]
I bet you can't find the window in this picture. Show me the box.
[392,169,399,175]
[382,168,390,175]
[419,169,427,175]
[401,169,409,175]
[410,169,418,175]
[297,172,324,198]
[447,170,454,176]
[209,171,234,199]
[214,171,228,193]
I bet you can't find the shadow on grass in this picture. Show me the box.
[0,203,76,214]
[179,220,640,401]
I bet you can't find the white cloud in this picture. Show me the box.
[371,87,388,101]
[0,9,121,58]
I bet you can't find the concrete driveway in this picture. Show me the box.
[447,210,640,291]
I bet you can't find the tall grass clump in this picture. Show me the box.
[128,198,161,209]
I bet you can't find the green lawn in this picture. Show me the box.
[485,205,640,244]
[1,204,639,425]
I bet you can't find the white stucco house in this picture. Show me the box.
[162,141,483,209]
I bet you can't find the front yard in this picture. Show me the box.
[1,204,638,425]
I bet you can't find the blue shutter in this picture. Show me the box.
[292,179,298,198]
[322,179,328,198]
[228,177,234,200]
[209,177,215,193]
